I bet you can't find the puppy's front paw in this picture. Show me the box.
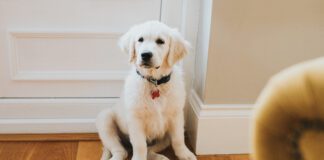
[131,158,145,160]
[109,154,127,160]
[104,151,127,160]
[100,148,111,160]
[176,149,197,160]
[131,155,147,160]
[109,157,124,160]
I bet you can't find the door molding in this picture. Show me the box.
[9,31,128,81]
[0,98,118,133]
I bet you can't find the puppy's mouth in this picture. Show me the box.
[141,62,152,68]
[140,63,160,69]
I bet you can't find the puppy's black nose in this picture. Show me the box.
[141,52,153,61]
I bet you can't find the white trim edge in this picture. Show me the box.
[187,90,253,155]
[0,98,118,133]
[189,90,253,117]
[0,118,96,133]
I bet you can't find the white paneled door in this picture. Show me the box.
[0,0,161,97]
[0,0,189,133]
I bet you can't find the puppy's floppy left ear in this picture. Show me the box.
[167,29,190,66]
[118,26,137,63]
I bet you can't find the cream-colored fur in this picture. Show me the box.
[96,21,196,160]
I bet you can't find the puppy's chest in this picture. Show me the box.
[140,106,170,140]
[132,89,173,140]
[125,79,177,139]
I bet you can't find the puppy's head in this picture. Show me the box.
[119,21,190,70]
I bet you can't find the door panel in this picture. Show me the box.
[0,0,161,97]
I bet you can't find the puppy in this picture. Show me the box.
[96,21,196,160]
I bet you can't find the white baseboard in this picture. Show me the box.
[0,98,117,133]
[1,93,252,154]
[0,118,96,133]
[186,90,253,155]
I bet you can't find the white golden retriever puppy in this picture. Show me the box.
[96,21,196,160]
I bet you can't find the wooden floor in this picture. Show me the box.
[0,140,249,160]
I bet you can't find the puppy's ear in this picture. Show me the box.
[167,29,190,66]
[119,27,136,63]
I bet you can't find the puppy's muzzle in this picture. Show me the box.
[141,52,153,67]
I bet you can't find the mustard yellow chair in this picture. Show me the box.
[252,57,324,160]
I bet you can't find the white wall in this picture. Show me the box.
[188,0,324,155]
[204,0,324,104]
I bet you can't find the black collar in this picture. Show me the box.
[136,70,172,86]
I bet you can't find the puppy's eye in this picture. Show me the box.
[138,37,144,42]
[156,38,165,45]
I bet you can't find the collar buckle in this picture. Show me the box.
[148,78,158,86]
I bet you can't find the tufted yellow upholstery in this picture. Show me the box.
[252,57,324,160]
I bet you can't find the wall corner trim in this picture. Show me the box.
[189,90,253,117]
[187,90,253,155]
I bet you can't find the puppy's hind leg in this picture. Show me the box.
[148,151,169,160]
[148,137,170,153]
[147,137,171,160]
[96,109,128,160]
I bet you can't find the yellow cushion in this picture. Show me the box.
[252,57,324,160]
[300,131,324,160]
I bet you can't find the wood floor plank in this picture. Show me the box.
[27,141,78,160]
[0,141,78,160]
[229,154,250,160]
[76,141,103,160]
[198,155,231,160]
[0,142,36,160]
[197,154,250,160]
[0,140,250,160]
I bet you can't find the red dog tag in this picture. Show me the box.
[151,89,160,99]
